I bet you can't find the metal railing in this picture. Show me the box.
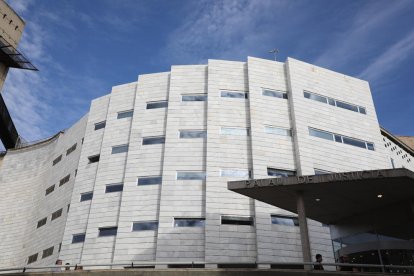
[1,261,413,274]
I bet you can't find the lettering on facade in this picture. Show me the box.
[241,170,388,189]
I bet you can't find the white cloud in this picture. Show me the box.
[313,1,410,69]
[5,0,32,14]
[358,30,414,82]
[161,0,287,64]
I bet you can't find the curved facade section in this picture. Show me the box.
[0,115,87,267]
[1,56,411,269]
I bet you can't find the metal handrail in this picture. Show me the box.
[1,261,413,273]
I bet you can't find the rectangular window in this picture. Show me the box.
[98,226,118,237]
[267,168,296,177]
[176,171,206,180]
[182,94,207,102]
[80,191,93,202]
[174,218,205,227]
[342,136,367,149]
[271,215,299,226]
[117,110,133,119]
[72,233,86,243]
[111,144,128,154]
[142,136,165,145]
[59,174,70,186]
[42,246,54,259]
[303,90,366,114]
[391,158,395,169]
[264,126,291,136]
[105,183,123,193]
[221,216,254,226]
[303,91,327,103]
[309,128,333,141]
[366,142,375,151]
[262,89,288,99]
[314,169,331,175]
[179,130,207,139]
[146,101,168,109]
[220,127,250,136]
[358,106,366,114]
[88,154,100,163]
[52,155,62,166]
[220,169,251,178]
[45,184,55,196]
[132,221,159,231]
[137,176,162,186]
[220,90,248,99]
[27,253,38,264]
[94,121,106,130]
[66,143,77,156]
[37,217,47,228]
[334,134,343,143]
[336,100,359,112]
[51,209,63,221]
[308,127,375,151]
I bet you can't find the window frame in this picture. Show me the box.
[117,110,134,119]
[111,144,129,154]
[146,100,168,109]
[105,183,124,193]
[181,94,207,102]
[94,121,106,130]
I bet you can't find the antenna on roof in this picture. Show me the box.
[269,49,279,61]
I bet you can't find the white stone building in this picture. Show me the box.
[0,57,413,269]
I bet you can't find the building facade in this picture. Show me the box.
[0,57,413,269]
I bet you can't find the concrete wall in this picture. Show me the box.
[0,115,87,267]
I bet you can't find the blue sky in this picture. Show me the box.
[3,0,414,147]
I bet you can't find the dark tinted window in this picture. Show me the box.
[80,192,93,202]
[146,101,168,109]
[98,226,118,237]
[105,184,123,193]
[52,155,62,166]
[366,142,375,151]
[221,216,254,226]
[137,176,162,186]
[72,233,86,243]
[174,218,205,227]
[336,101,359,112]
[42,246,54,259]
[132,221,159,231]
[88,154,100,163]
[59,174,70,186]
[45,184,55,196]
[176,171,206,180]
[27,253,38,264]
[37,217,47,228]
[112,145,128,154]
[182,94,207,101]
[342,136,366,149]
[179,130,207,138]
[51,208,62,220]
[117,110,133,119]
[66,143,77,156]
[142,136,165,145]
[358,106,366,114]
[94,121,106,130]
